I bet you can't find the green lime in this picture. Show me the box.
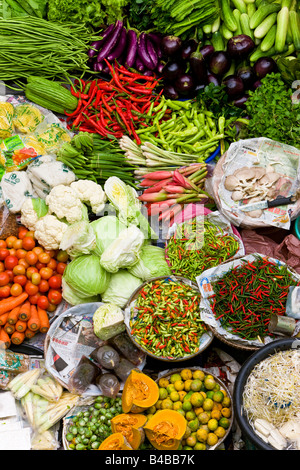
[186,435,197,447]
[161,398,173,410]
[185,410,196,421]
[189,418,199,432]
[170,373,182,383]
[190,379,202,392]
[166,384,176,394]
[194,442,206,450]
[213,391,224,403]
[204,376,216,390]
[182,400,192,412]
[190,392,204,408]
[170,391,180,402]
[219,417,230,429]
[159,388,168,400]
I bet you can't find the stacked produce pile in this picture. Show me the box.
[0,0,299,453]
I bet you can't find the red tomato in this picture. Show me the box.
[47,258,57,271]
[13,275,27,287]
[56,262,67,275]
[25,281,39,296]
[0,249,9,260]
[5,270,14,283]
[10,283,23,297]
[0,240,7,249]
[22,236,35,251]
[38,252,51,265]
[18,227,28,239]
[13,264,26,276]
[28,292,41,304]
[0,285,11,298]
[48,275,62,289]
[38,279,49,293]
[37,295,50,310]
[4,255,19,270]
[16,248,27,259]
[48,289,62,305]
[18,259,29,269]
[0,272,10,286]
[0,262,4,273]
[26,266,38,279]
[32,246,44,256]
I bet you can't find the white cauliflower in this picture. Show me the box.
[20,198,39,231]
[45,184,85,224]
[71,180,107,214]
[34,214,68,250]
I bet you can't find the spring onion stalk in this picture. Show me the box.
[8,368,42,400]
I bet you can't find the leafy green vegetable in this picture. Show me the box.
[47,0,106,28]
[277,57,300,86]
[244,73,300,149]
[101,269,142,308]
[128,245,171,281]
[31,197,48,218]
[0,0,48,18]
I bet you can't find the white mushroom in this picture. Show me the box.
[231,190,244,201]
[224,174,240,191]
[247,209,263,218]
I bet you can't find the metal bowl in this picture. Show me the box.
[124,275,213,363]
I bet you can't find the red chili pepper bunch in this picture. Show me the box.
[65,61,164,143]
[210,257,299,341]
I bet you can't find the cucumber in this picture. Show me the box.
[275,6,290,53]
[250,1,280,29]
[221,0,238,32]
[289,10,300,50]
[231,0,247,14]
[247,3,256,18]
[260,24,277,51]
[233,9,243,35]
[240,12,254,39]
[254,12,277,39]
[220,23,234,40]
[211,31,225,51]
[211,16,221,33]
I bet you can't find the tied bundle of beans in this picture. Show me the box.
[166,218,240,282]
[210,256,300,342]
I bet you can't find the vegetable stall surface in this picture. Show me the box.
[210,256,300,341]
[166,218,240,281]
[129,278,206,359]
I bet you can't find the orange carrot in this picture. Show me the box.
[27,305,40,332]
[0,327,11,348]
[24,328,37,339]
[11,331,25,345]
[7,306,21,325]
[0,312,9,326]
[15,319,27,333]
[18,301,31,321]
[37,307,50,334]
[0,292,28,315]
[4,322,15,335]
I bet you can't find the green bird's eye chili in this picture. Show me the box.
[129,278,206,359]
[166,218,240,282]
[210,256,300,342]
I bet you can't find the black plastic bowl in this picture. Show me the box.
[233,337,300,450]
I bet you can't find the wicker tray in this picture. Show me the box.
[156,367,234,450]
[124,275,213,363]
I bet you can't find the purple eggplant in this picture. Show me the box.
[209,51,231,76]
[227,35,255,60]
[96,20,123,63]
[93,62,104,72]
[236,65,256,90]
[135,56,145,73]
[200,45,215,61]
[107,27,127,62]
[88,23,115,58]
[143,70,154,77]
[147,32,163,46]
[190,45,208,84]
[157,61,166,74]
[124,30,138,68]
[162,60,184,81]
[252,80,262,90]
[161,35,182,57]
[181,38,198,60]
[137,32,156,70]
[223,75,244,98]
[163,83,179,100]
[175,73,195,96]
[253,57,277,78]
[146,36,158,70]
[207,73,220,86]
[233,95,248,108]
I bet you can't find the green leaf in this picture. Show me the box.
[31,197,48,218]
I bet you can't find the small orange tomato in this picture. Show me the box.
[10,283,23,297]
[56,262,67,275]
[47,258,57,271]
[24,231,35,238]
[0,240,7,249]
[26,266,38,279]
[6,236,18,248]
[22,236,36,251]
[32,246,44,256]
[48,289,62,305]
[38,279,49,293]
[28,292,41,304]
[31,272,41,286]
[25,281,39,296]
[13,275,27,287]
[56,250,68,263]
[0,285,11,298]
[37,295,50,310]
[0,261,4,273]
[40,267,53,280]
[0,272,10,286]
[12,239,23,250]
[13,264,26,276]
[47,303,57,312]
[25,251,38,266]
[18,258,29,269]
[38,252,51,265]
[16,248,27,259]
[18,227,28,239]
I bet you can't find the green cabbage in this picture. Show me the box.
[101,270,142,308]
[100,225,144,273]
[128,245,171,281]
[93,303,125,340]
[61,278,100,306]
[63,254,111,297]
[90,215,127,255]
[104,177,141,225]
[59,220,97,259]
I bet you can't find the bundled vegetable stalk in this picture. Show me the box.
[57,132,136,187]
[0,17,98,81]
[8,368,42,400]
[137,165,214,222]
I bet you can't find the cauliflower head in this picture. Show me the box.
[45,184,85,224]
[34,214,68,250]
[20,198,39,232]
[71,179,107,214]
